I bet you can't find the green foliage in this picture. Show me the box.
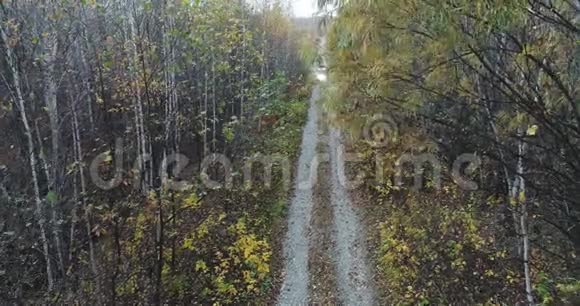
[556,279,580,305]
[254,75,309,157]
[325,0,580,304]
[261,99,308,156]
[376,187,518,304]
[223,125,236,143]
[269,199,286,220]
[298,35,320,68]
[45,191,58,204]
[0,0,314,303]
[537,272,554,305]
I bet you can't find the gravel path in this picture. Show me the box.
[329,127,375,305]
[277,86,320,305]
[277,86,374,305]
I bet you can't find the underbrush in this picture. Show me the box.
[341,123,521,304]
[61,76,313,305]
[117,76,311,304]
[347,123,580,305]
[188,79,309,304]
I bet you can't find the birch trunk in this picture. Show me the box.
[127,0,149,192]
[35,120,52,193]
[77,4,95,132]
[204,70,209,157]
[71,99,102,303]
[517,134,534,305]
[79,42,95,132]
[240,5,246,119]
[212,57,217,153]
[42,33,66,276]
[69,129,79,264]
[479,75,522,255]
[163,11,178,156]
[36,119,65,273]
[0,23,54,291]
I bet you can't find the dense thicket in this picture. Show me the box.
[322,0,579,304]
[0,0,314,303]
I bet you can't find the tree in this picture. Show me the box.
[322,0,580,304]
[0,0,311,303]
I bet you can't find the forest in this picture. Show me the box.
[321,0,580,305]
[1,0,579,305]
[0,0,316,304]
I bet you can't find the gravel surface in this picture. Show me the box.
[329,127,375,305]
[277,86,375,305]
[277,86,320,305]
[307,119,339,305]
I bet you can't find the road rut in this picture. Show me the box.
[277,85,374,305]
[277,86,320,305]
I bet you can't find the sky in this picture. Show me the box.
[292,0,317,17]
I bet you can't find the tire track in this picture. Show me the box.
[277,85,375,305]
[329,127,375,305]
[308,119,339,305]
[277,86,320,305]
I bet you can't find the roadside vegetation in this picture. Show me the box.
[0,0,316,304]
[321,0,580,304]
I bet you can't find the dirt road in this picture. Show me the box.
[277,86,321,305]
[277,85,374,305]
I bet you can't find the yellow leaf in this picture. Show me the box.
[527,124,538,136]
[519,191,526,203]
[195,260,208,272]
